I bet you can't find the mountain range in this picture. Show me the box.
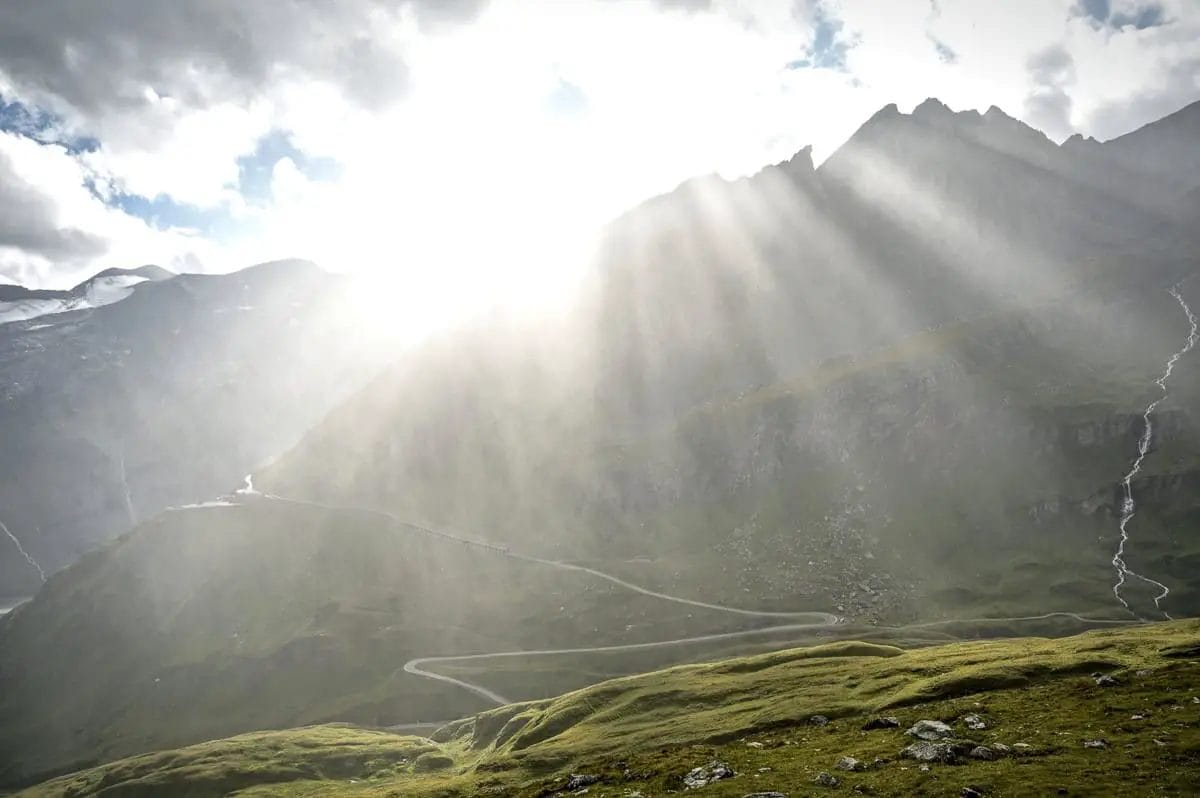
[0,259,395,596]
[2,97,1199,789]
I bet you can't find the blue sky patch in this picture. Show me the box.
[785,3,854,72]
[931,36,957,64]
[86,129,342,239]
[236,130,341,203]
[0,96,99,154]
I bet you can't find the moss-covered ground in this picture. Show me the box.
[22,619,1200,797]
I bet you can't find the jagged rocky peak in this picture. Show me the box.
[1061,132,1101,150]
[868,102,902,122]
[911,98,988,129]
[778,144,815,176]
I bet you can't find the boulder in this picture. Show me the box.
[684,760,736,789]
[901,740,972,764]
[961,713,987,730]
[835,756,866,772]
[862,716,901,730]
[566,774,600,790]
[905,720,953,740]
[814,771,840,788]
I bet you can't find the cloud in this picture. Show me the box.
[930,35,958,63]
[0,1,481,120]
[0,131,212,287]
[1073,0,1170,29]
[0,144,106,262]
[0,1,482,209]
[1076,0,1113,24]
[650,0,714,10]
[1024,44,1077,140]
[1,0,1197,298]
[1086,55,1200,139]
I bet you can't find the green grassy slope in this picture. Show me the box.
[0,501,758,786]
[23,619,1200,797]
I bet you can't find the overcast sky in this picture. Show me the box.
[1,0,1197,305]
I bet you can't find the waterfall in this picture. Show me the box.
[1,518,46,583]
[1112,285,1198,619]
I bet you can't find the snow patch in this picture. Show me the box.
[0,275,148,326]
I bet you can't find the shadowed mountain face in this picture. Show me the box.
[260,99,1200,619]
[0,259,393,594]
[2,99,1200,785]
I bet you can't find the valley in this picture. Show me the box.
[2,94,1200,795]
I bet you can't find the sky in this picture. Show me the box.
[1,0,1198,313]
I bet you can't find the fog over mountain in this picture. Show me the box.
[2,98,1199,790]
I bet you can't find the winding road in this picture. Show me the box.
[179,491,1140,714]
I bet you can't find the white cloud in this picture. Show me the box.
[0,131,213,288]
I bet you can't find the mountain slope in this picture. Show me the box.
[20,619,1200,797]
[0,265,174,325]
[0,496,774,784]
[0,259,392,595]
[254,100,1200,625]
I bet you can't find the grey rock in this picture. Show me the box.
[962,788,985,798]
[901,740,972,764]
[810,714,831,726]
[566,774,600,790]
[835,756,865,772]
[743,793,788,798]
[1082,739,1109,749]
[905,719,953,740]
[992,743,1011,754]
[962,713,987,730]
[1093,673,1119,687]
[969,746,997,760]
[813,771,840,788]
[684,760,735,789]
[862,716,901,730]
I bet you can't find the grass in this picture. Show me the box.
[21,619,1200,797]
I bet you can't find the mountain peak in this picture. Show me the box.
[983,105,1015,122]
[778,144,815,176]
[70,264,174,293]
[911,97,954,119]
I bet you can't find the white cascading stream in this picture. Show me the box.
[0,518,46,583]
[1112,284,1198,619]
